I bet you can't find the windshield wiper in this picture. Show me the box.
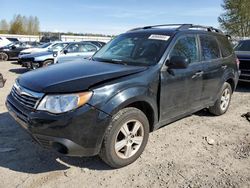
[93,58,128,65]
[110,59,128,65]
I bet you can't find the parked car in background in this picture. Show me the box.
[235,39,250,82]
[56,42,99,64]
[0,42,34,61]
[40,35,61,43]
[6,24,239,168]
[6,38,19,43]
[85,41,106,48]
[19,42,58,56]
[20,41,99,68]
[0,37,12,48]
[20,42,71,69]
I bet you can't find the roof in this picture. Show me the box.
[126,24,224,36]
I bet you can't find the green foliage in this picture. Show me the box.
[218,0,250,37]
[1,14,40,35]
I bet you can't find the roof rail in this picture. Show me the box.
[127,24,223,34]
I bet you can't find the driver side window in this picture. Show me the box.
[170,35,198,64]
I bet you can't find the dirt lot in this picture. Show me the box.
[0,60,249,188]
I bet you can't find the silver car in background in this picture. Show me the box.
[55,42,100,64]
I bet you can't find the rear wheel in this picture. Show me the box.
[0,52,8,61]
[99,107,149,168]
[209,82,232,115]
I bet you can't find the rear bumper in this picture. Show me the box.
[6,94,111,156]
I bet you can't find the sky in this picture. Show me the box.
[0,0,224,35]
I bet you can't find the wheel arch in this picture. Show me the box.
[99,87,158,132]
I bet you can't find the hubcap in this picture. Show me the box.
[115,120,144,159]
[0,53,8,61]
[220,88,230,111]
[44,61,53,67]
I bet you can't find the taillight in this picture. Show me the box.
[236,58,240,69]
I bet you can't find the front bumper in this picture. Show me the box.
[239,70,250,82]
[19,57,42,69]
[6,94,111,156]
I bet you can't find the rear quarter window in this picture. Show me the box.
[217,36,233,57]
[200,35,221,61]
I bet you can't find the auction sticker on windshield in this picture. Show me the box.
[148,34,170,41]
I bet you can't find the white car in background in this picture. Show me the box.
[0,37,12,48]
[18,41,66,56]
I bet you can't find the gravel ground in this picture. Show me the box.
[0,61,249,188]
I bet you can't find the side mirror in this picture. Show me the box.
[167,56,189,69]
[11,45,17,49]
[63,49,68,54]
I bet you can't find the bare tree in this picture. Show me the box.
[0,19,9,33]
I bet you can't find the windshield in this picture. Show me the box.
[235,40,250,51]
[92,33,170,66]
[49,43,69,51]
[38,42,51,48]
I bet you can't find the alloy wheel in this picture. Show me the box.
[220,88,230,111]
[0,52,8,61]
[115,120,144,159]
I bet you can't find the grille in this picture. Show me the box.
[239,60,250,70]
[20,57,34,63]
[11,83,43,109]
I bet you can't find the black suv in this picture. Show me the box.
[235,39,250,82]
[6,24,239,168]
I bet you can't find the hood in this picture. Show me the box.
[235,51,250,60]
[21,50,54,58]
[18,60,147,93]
[21,48,44,53]
[0,46,10,50]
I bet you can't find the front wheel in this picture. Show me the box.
[0,52,8,61]
[99,107,149,168]
[209,82,232,115]
[43,60,54,67]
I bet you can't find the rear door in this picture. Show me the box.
[160,34,203,121]
[199,34,225,104]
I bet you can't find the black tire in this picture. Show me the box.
[99,107,149,168]
[0,52,8,61]
[43,60,54,67]
[209,82,232,116]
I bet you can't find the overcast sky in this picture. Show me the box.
[0,0,223,35]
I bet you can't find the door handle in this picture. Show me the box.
[221,65,227,70]
[192,71,204,79]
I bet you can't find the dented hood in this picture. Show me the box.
[18,60,147,93]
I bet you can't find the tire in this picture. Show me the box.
[99,107,149,168]
[42,60,54,67]
[209,82,232,116]
[0,52,8,61]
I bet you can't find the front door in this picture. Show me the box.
[160,34,203,122]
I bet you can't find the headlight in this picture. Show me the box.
[37,92,93,114]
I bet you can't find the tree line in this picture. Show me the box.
[219,0,249,37]
[1,3,249,38]
[0,14,40,35]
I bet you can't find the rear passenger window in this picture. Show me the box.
[217,36,233,57]
[170,35,198,64]
[200,35,220,61]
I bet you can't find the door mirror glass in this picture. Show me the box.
[167,56,189,69]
